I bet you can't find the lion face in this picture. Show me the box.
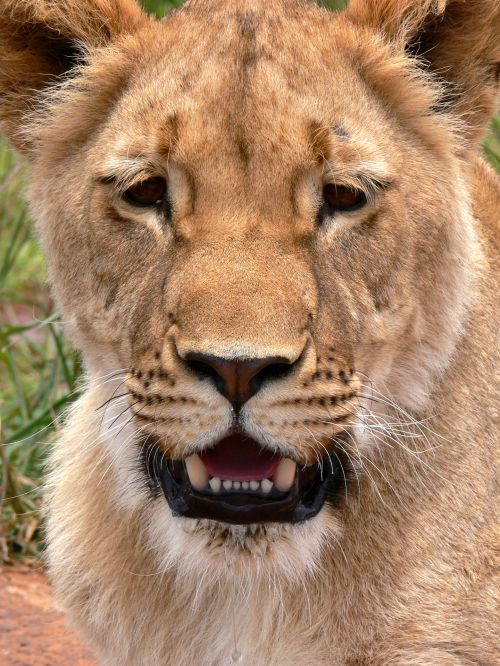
[5,0,489,575]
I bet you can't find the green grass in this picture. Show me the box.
[141,0,348,14]
[142,0,184,14]
[0,0,499,562]
[0,137,82,561]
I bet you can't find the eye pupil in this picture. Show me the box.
[124,177,167,207]
[322,184,366,213]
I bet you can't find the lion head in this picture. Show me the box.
[1,0,497,580]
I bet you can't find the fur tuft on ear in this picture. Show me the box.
[346,0,445,42]
[346,0,500,146]
[0,0,146,150]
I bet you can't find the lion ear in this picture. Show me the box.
[346,0,500,146]
[0,0,146,151]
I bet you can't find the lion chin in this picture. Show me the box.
[147,507,342,581]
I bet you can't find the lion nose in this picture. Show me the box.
[184,353,296,406]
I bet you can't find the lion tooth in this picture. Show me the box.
[261,479,273,493]
[273,458,297,492]
[185,454,209,490]
[249,480,259,491]
[209,477,221,492]
[233,481,241,490]
[223,480,233,490]
[242,481,249,490]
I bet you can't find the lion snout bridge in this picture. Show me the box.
[168,238,315,407]
[182,352,299,407]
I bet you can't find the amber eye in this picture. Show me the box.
[124,177,167,208]
[322,183,367,214]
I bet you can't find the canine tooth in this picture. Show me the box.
[274,458,297,492]
[185,454,209,491]
[249,480,259,491]
[242,481,249,490]
[223,480,233,490]
[209,477,221,492]
[261,479,273,493]
[233,481,241,490]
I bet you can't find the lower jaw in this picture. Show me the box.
[141,438,347,525]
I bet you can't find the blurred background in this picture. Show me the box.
[0,0,498,562]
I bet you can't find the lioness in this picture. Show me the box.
[1,0,499,663]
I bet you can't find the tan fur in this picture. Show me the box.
[1,0,499,663]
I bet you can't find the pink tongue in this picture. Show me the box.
[201,434,281,481]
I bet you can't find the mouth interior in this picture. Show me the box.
[146,432,344,525]
[200,434,281,481]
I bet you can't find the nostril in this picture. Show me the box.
[185,358,227,395]
[250,362,296,396]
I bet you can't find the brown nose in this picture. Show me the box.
[184,353,295,406]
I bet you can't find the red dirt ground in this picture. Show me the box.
[0,564,96,666]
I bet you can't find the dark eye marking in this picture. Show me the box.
[124,177,168,208]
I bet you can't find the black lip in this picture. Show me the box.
[141,437,344,525]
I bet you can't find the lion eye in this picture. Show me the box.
[322,184,367,213]
[124,177,167,208]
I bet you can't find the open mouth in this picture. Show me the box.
[143,433,343,525]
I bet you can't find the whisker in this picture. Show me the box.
[95,392,130,414]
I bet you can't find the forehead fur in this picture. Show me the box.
[28,0,457,169]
